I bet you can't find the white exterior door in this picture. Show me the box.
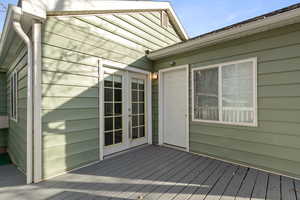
[161,67,188,148]
[101,67,148,156]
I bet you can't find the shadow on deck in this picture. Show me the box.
[0,145,299,200]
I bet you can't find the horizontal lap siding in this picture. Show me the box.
[6,45,27,173]
[0,73,7,148]
[0,129,8,148]
[153,22,300,178]
[42,12,182,178]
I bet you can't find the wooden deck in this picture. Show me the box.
[0,145,299,200]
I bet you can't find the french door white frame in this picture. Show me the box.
[158,65,189,152]
[99,59,152,160]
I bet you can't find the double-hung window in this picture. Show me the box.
[10,70,18,121]
[192,58,257,126]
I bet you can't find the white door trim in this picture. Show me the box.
[99,59,152,159]
[158,65,189,152]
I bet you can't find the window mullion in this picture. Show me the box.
[218,66,223,122]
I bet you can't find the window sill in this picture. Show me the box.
[191,119,258,128]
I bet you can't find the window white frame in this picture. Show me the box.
[191,57,258,127]
[10,70,18,121]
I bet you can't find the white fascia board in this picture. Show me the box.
[148,7,300,60]
[166,6,188,40]
[21,0,47,19]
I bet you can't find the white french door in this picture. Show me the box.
[101,67,148,156]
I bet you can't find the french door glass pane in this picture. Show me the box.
[114,103,122,115]
[104,73,123,146]
[132,128,138,139]
[105,132,114,146]
[104,88,113,101]
[222,61,254,123]
[115,117,122,129]
[132,103,138,114]
[105,118,113,131]
[114,75,122,88]
[105,103,113,116]
[132,91,138,102]
[139,127,145,137]
[194,67,219,121]
[104,76,113,87]
[114,89,122,102]
[131,78,146,139]
[115,131,122,144]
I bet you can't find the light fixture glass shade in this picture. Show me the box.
[152,72,158,80]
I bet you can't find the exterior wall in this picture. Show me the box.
[153,23,300,179]
[6,45,28,173]
[0,72,8,149]
[41,11,181,178]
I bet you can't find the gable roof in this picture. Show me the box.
[148,3,300,60]
[0,1,188,71]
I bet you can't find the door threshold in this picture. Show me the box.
[104,144,150,159]
[162,143,187,152]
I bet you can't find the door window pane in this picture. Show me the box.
[139,103,145,114]
[114,89,122,102]
[114,75,122,88]
[132,128,138,139]
[139,91,144,102]
[105,118,113,131]
[132,115,138,127]
[105,132,114,146]
[132,91,138,102]
[105,103,113,116]
[115,103,122,115]
[132,80,138,89]
[104,88,113,102]
[115,131,122,144]
[139,127,145,137]
[104,75,113,87]
[115,117,122,130]
[132,103,138,114]
[138,80,144,90]
[139,115,145,126]
[194,67,219,121]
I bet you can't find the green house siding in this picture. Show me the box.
[6,45,28,173]
[41,11,181,178]
[0,72,7,116]
[153,22,300,179]
[0,72,7,148]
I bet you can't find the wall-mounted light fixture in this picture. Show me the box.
[151,72,159,80]
[170,61,176,66]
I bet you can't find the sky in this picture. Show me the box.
[1,0,300,37]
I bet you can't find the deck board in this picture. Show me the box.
[0,145,298,200]
[235,168,259,200]
[267,175,281,200]
[251,171,268,200]
[281,176,297,200]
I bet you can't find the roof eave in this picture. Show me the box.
[0,5,21,71]
[148,7,300,60]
